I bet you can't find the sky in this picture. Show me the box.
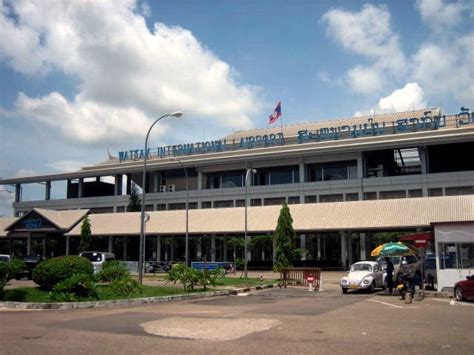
[0,0,473,216]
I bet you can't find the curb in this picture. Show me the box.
[0,284,274,310]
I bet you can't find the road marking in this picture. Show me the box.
[428,298,474,307]
[367,299,406,309]
[450,299,456,306]
[237,293,249,296]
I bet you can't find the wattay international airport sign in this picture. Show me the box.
[118,108,473,162]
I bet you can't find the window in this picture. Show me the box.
[319,194,343,203]
[288,196,300,204]
[202,201,212,209]
[270,170,294,185]
[345,193,359,201]
[222,174,243,188]
[428,188,443,197]
[408,189,423,198]
[157,204,166,211]
[264,197,286,206]
[439,243,457,269]
[168,203,186,210]
[445,186,474,196]
[379,190,406,199]
[439,243,474,269]
[214,200,233,208]
[460,243,474,268]
[364,192,377,200]
[308,161,357,182]
[235,200,245,207]
[305,195,317,203]
[251,198,262,206]
[116,206,126,212]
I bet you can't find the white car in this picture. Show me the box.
[340,261,385,294]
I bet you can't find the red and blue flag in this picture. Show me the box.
[268,101,282,125]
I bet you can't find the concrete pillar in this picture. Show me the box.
[196,238,202,259]
[123,237,128,260]
[419,147,428,175]
[27,234,31,255]
[45,181,51,200]
[223,236,228,261]
[114,175,122,195]
[317,235,322,260]
[42,238,46,258]
[360,233,367,260]
[126,174,132,195]
[272,237,276,262]
[170,237,175,261]
[65,235,70,255]
[15,184,21,202]
[247,236,251,261]
[211,235,216,262]
[299,160,305,183]
[108,236,113,253]
[153,172,159,193]
[78,178,84,198]
[340,232,347,269]
[347,233,353,265]
[157,235,161,261]
[197,170,203,190]
[300,234,306,260]
[357,153,364,200]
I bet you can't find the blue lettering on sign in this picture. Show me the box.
[22,218,43,229]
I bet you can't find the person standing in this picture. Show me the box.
[385,256,394,294]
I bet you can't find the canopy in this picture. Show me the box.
[371,242,417,257]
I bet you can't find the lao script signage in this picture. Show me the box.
[118,108,473,162]
[21,218,43,229]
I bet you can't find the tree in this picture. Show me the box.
[128,182,141,212]
[273,203,296,272]
[78,215,92,253]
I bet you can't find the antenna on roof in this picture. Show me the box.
[107,147,116,160]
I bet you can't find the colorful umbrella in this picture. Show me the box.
[370,242,417,257]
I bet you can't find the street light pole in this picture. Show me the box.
[138,111,183,284]
[244,168,257,279]
[171,156,189,267]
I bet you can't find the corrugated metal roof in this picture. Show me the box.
[66,195,474,237]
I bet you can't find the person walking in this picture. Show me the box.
[385,256,394,294]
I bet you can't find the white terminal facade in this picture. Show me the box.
[1,107,474,279]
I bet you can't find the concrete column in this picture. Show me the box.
[153,172,159,193]
[15,184,21,203]
[108,236,113,253]
[357,153,364,200]
[114,175,122,195]
[419,146,428,175]
[347,233,353,265]
[42,238,46,258]
[340,232,347,269]
[27,234,31,255]
[317,235,322,260]
[78,178,84,198]
[196,238,202,259]
[197,170,203,190]
[123,237,128,260]
[299,160,305,183]
[300,234,306,260]
[247,236,252,261]
[126,174,132,195]
[45,181,51,200]
[170,237,175,261]
[211,235,216,262]
[65,235,70,256]
[360,233,367,260]
[157,235,161,261]
[272,237,276,262]
[223,236,228,261]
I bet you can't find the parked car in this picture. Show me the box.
[79,251,116,273]
[0,254,12,263]
[145,260,171,273]
[15,255,43,280]
[340,261,384,294]
[377,254,422,285]
[454,275,474,301]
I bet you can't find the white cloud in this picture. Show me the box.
[416,0,471,29]
[13,169,39,178]
[411,35,474,104]
[0,0,261,144]
[346,66,384,95]
[377,83,427,112]
[322,4,406,94]
[0,187,14,217]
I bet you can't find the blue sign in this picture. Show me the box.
[22,218,43,229]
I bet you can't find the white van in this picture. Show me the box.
[79,251,116,273]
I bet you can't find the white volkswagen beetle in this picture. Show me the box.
[340,261,385,294]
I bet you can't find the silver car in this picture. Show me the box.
[340,261,385,294]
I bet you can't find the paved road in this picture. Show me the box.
[1,285,473,355]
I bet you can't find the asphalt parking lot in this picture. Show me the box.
[1,281,473,355]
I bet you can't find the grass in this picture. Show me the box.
[214,277,276,287]
[0,285,191,303]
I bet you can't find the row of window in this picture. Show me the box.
[438,243,474,269]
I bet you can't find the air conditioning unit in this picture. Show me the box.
[168,184,176,192]
[159,185,167,193]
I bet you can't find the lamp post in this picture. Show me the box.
[138,111,183,284]
[244,168,257,279]
[171,156,189,267]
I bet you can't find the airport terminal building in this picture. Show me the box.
[1,107,473,288]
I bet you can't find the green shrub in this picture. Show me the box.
[165,264,225,291]
[110,277,143,297]
[33,256,93,291]
[96,260,129,283]
[50,273,98,302]
[0,259,25,297]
